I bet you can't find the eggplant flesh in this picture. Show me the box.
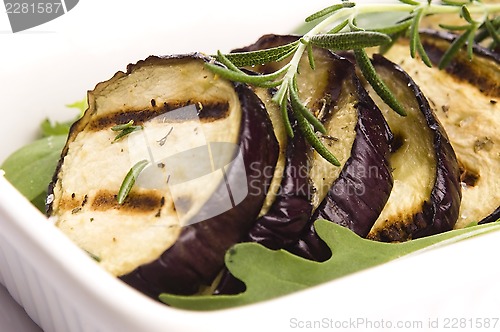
[381,31,499,228]
[48,54,279,296]
[251,87,289,218]
[365,55,461,241]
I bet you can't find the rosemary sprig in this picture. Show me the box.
[117,159,149,204]
[113,1,498,202]
[354,48,407,116]
[205,0,500,167]
[111,120,143,142]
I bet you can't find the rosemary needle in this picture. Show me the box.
[117,159,149,204]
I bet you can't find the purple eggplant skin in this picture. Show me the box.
[479,206,500,225]
[368,55,462,241]
[312,76,393,237]
[287,72,394,261]
[246,128,313,249]
[214,126,313,295]
[119,83,279,297]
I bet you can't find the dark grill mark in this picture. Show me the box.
[422,39,500,97]
[87,101,230,131]
[91,190,164,213]
[459,162,480,187]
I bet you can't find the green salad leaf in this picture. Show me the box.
[160,219,500,311]
[1,99,85,212]
[1,135,66,211]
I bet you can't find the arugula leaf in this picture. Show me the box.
[1,99,84,212]
[40,99,87,137]
[41,119,74,137]
[1,135,66,211]
[160,219,500,311]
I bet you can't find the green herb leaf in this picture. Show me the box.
[215,50,246,74]
[372,18,413,35]
[1,135,66,204]
[461,5,478,25]
[117,159,149,204]
[40,98,86,137]
[327,19,349,34]
[66,98,88,114]
[40,119,74,137]
[85,250,101,262]
[290,94,340,167]
[484,18,500,45]
[409,8,432,67]
[205,62,288,88]
[398,0,421,5]
[111,120,143,142]
[160,219,500,310]
[305,2,355,23]
[439,27,474,68]
[354,48,407,116]
[280,96,294,138]
[309,31,392,50]
[222,41,300,67]
[466,25,478,59]
[111,120,136,131]
[306,42,315,70]
[289,77,326,134]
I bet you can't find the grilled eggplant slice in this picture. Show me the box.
[381,30,499,228]
[233,35,393,259]
[290,71,393,260]
[48,54,279,296]
[364,54,461,241]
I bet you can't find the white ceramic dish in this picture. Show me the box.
[1,1,500,331]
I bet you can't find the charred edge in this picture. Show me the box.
[373,54,461,240]
[419,32,500,97]
[87,101,230,131]
[126,53,212,74]
[458,160,480,187]
[91,190,164,212]
[57,195,85,213]
[366,204,428,242]
[319,55,355,122]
